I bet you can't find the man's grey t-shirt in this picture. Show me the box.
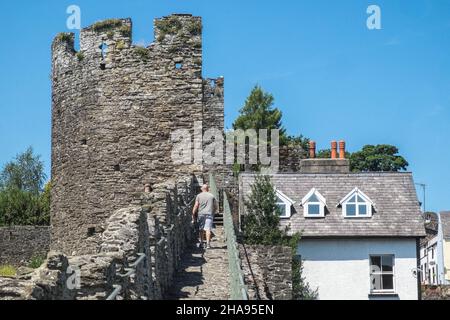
[196,192,216,216]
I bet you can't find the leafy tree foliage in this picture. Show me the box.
[0,148,50,226]
[242,175,317,299]
[233,86,308,147]
[233,86,286,137]
[316,145,408,173]
[350,144,408,172]
[0,147,46,194]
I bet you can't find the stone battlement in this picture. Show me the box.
[52,15,202,72]
[50,14,224,255]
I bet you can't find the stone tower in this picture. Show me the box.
[51,14,224,255]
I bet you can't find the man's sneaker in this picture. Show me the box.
[206,243,211,249]
[197,242,204,249]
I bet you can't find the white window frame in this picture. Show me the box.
[301,188,326,218]
[338,187,374,218]
[369,254,396,294]
[275,190,294,219]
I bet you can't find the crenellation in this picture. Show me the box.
[51,14,223,255]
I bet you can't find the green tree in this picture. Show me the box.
[0,148,50,226]
[233,85,286,138]
[233,86,309,147]
[242,175,317,299]
[242,175,287,245]
[350,144,408,172]
[0,147,46,194]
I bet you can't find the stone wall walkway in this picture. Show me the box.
[167,227,230,300]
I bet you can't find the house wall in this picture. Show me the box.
[420,237,439,285]
[443,240,450,282]
[297,238,419,300]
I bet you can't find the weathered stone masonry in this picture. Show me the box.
[0,176,197,300]
[0,226,50,267]
[51,14,224,255]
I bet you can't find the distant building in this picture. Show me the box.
[239,141,426,300]
[419,212,439,285]
[438,211,450,284]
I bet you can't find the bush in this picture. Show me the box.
[0,265,17,277]
[28,255,46,269]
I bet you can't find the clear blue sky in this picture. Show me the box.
[0,1,449,212]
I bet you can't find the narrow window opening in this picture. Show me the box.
[114,164,121,172]
[81,139,87,146]
[87,227,96,237]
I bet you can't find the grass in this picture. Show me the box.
[56,33,73,43]
[116,40,126,50]
[0,265,17,278]
[119,25,132,37]
[92,19,123,33]
[187,20,202,36]
[76,52,85,62]
[28,255,46,269]
[155,16,182,41]
[134,47,149,61]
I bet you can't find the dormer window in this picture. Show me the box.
[339,188,374,218]
[275,190,294,219]
[302,188,326,218]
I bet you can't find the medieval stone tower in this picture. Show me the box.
[51,14,224,255]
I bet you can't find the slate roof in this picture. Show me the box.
[440,212,450,239]
[239,173,426,238]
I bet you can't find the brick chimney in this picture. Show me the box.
[339,140,346,159]
[309,141,316,159]
[300,140,350,174]
[331,141,338,159]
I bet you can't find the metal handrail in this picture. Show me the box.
[106,253,147,300]
[209,174,248,300]
[106,285,122,301]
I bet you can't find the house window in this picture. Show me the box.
[275,190,294,219]
[370,255,395,293]
[276,196,288,218]
[339,188,373,218]
[302,188,326,218]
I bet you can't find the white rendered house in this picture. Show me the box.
[239,146,426,300]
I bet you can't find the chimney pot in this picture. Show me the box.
[339,140,346,159]
[309,141,316,159]
[331,141,338,159]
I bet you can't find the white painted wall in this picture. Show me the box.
[298,238,419,300]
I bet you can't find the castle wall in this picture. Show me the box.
[0,226,50,267]
[51,15,223,255]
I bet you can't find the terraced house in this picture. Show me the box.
[239,141,426,300]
